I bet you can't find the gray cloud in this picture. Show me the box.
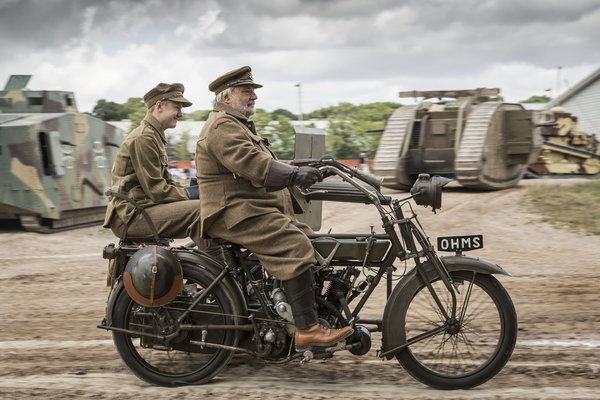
[0,0,598,113]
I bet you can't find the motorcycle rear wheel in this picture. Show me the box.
[396,270,517,389]
[112,263,238,386]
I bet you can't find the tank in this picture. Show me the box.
[527,107,600,176]
[0,75,126,231]
[373,88,541,190]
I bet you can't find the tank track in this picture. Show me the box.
[373,105,416,189]
[453,102,527,190]
[19,206,107,233]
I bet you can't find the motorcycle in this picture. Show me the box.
[98,157,517,390]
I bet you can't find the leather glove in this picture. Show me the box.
[185,185,199,199]
[292,166,323,188]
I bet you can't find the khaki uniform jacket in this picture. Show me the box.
[195,104,297,237]
[103,112,188,227]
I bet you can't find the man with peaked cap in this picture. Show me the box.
[104,82,221,259]
[195,66,353,351]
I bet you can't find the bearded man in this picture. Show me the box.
[194,66,353,351]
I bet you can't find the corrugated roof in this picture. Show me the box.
[545,66,600,109]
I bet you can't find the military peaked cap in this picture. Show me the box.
[208,66,263,94]
[143,82,192,108]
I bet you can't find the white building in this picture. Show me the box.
[544,67,600,134]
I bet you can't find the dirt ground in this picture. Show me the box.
[1,178,599,399]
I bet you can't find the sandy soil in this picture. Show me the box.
[1,178,599,399]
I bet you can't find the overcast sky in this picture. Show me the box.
[1,0,598,115]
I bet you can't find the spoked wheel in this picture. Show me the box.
[112,263,238,386]
[397,270,517,389]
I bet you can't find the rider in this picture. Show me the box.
[194,66,353,351]
[104,82,221,260]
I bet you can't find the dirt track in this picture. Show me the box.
[1,178,599,399]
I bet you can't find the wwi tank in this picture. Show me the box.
[373,88,541,190]
[0,75,126,231]
[528,107,600,176]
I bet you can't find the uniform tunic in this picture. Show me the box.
[103,112,213,253]
[195,104,316,280]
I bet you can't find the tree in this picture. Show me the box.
[173,131,192,160]
[305,101,401,158]
[271,108,298,120]
[186,109,211,121]
[520,95,551,103]
[256,112,296,160]
[90,97,402,153]
[270,116,296,160]
[123,97,146,116]
[127,107,147,132]
[91,97,146,131]
[92,99,128,121]
[252,109,272,134]
[326,118,362,159]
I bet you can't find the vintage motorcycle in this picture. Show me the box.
[98,157,517,390]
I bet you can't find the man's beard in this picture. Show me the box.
[232,96,255,118]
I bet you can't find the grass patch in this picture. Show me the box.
[523,179,600,235]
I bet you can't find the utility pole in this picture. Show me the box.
[295,83,302,121]
[556,66,562,106]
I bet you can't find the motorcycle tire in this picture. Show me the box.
[396,270,517,389]
[112,262,238,386]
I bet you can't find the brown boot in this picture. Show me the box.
[295,324,354,351]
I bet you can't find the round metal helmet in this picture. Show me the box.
[123,246,183,307]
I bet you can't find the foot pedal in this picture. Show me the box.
[299,350,313,365]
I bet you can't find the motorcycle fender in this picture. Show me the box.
[380,255,510,360]
[104,279,125,327]
[173,249,248,319]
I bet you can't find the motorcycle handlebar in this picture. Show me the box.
[309,155,384,190]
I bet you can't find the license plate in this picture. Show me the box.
[437,235,483,252]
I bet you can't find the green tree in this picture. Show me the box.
[520,95,551,103]
[272,108,298,120]
[127,107,147,132]
[92,99,128,121]
[306,101,401,158]
[326,118,362,159]
[256,111,296,160]
[173,131,192,160]
[91,97,146,131]
[186,109,211,121]
[270,116,296,160]
[124,97,147,129]
[252,108,272,133]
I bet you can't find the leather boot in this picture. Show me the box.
[282,268,353,351]
[294,324,353,351]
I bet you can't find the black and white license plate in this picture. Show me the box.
[437,235,483,252]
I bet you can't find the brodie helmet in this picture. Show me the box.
[123,246,183,307]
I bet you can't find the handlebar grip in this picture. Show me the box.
[350,167,383,190]
[317,154,383,190]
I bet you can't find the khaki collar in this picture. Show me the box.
[214,103,251,122]
[143,111,167,144]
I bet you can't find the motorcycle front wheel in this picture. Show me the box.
[397,270,517,389]
[112,263,238,386]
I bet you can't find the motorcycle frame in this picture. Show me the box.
[101,162,465,360]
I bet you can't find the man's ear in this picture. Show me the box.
[222,92,231,105]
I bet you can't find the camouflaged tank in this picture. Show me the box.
[528,107,600,176]
[373,88,541,190]
[0,75,126,231]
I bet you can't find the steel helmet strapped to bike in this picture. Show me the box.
[123,245,183,307]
